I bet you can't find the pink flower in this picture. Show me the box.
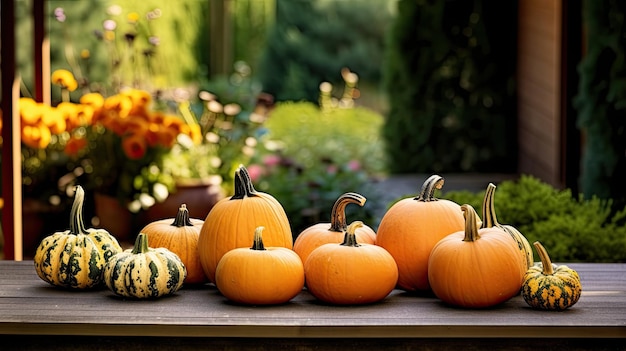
[347,160,361,171]
[263,154,281,167]
[326,165,338,175]
[246,164,264,182]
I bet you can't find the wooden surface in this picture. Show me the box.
[1,261,625,350]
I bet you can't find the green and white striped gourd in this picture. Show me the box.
[103,233,186,299]
[33,185,123,289]
[522,241,582,311]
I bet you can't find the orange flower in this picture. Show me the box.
[80,92,104,122]
[64,135,88,157]
[19,98,42,125]
[21,123,52,149]
[122,89,152,116]
[41,105,67,135]
[122,133,147,160]
[51,69,78,92]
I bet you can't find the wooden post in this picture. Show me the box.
[209,0,234,76]
[33,0,51,105]
[1,0,23,260]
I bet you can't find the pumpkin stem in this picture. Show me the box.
[461,204,481,242]
[69,185,89,235]
[415,175,444,202]
[533,241,555,275]
[328,192,367,232]
[250,226,266,251]
[171,204,194,227]
[231,165,259,200]
[480,183,502,229]
[340,221,363,247]
[131,233,151,255]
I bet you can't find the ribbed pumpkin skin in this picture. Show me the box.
[103,233,186,299]
[428,205,527,308]
[376,175,465,292]
[33,186,122,289]
[294,192,376,265]
[304,222,398,305]
[141,204,206,284]
[521,242,582,311]
[198,166,292,283]
[215,227,304,305]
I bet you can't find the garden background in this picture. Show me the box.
[1,0,625,262]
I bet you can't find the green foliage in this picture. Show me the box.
[257,0,393,102]
[574,0,626,211]
[382,0,517,173]
[250,96,387,235]
[444,175,626,263]
[263,101,387,175]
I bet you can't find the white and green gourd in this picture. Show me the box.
[33,185,123,289]
[103,233,186,298]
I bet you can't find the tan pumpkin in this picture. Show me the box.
[481,183,533,268]
[198,165,293,283]
[293,192,376,265]
[215,226,304,305]
[140,204,206,284]
[428,204,527,308]
[375,175,465,292]
[304,221,398,305]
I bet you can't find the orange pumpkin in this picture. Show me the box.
[375,175,465,292]
[304,221,398,305]
[428,204,527,308]
[215,226,304,305]
[293,192,376,265]
[198,165,293,283]
[481,183,533,268]
[140,204,206,285]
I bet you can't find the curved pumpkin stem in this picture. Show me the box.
[250,226,266,251]
[340,221,363,247]
[480,183,501,229]
[328,192,367,232]
[533,241,554,275]
[131,233,151,255]
[231,165,259,200]
[171,204,194,227]
[414,175,444,202]
[69,185,89,235]
[461,204,481,242]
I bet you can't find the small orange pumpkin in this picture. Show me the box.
[375,175,465,292]
[481,183,533,268]
[428,204,527,308]
[304,221,398,305]
[293,192,376,265]
[198,165,293,283]
[215,226,304,305]
[140,204,206,284]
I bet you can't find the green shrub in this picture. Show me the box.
[443,175,626,262]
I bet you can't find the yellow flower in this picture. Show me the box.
[127,12,140,23]
[51,69,78,92]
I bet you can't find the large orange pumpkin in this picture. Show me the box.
[293,192,376,265]
[198,165,293,283]
[140,204,206,285]
[215,226,304,305]
[375,175,465,292]
[304,221,398,305]
[427,204,527,308]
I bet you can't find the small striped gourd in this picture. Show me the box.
[522,241,582,311]
[33,185,122,289]
[103,233,186,299]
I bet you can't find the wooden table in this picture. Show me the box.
[1,261,625,350]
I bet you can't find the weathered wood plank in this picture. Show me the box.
[0,261,624,341]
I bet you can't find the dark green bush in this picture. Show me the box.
[443,175,626,263]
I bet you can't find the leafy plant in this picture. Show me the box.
[443,175,626,262]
